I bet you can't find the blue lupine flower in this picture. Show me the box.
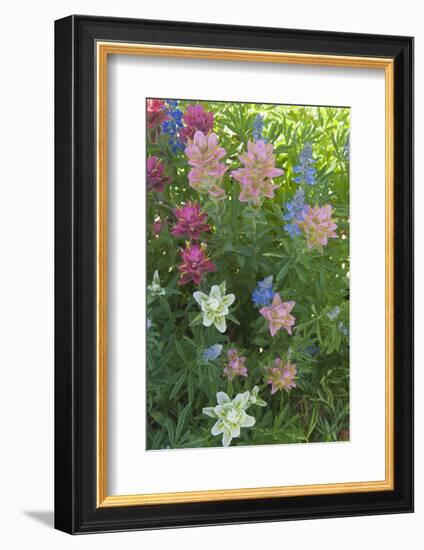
[162,100,184,153]
[283,188,306,221]
[252,276,275,308]
[252,114,265,141]
[327,305,340,321]
[147,318,152,330]
[344,138,350,159]
[293,143,317,185]
[284,222,301,238]
[306,344,320,356]
[283,188,306,238]
[203,344,223,362]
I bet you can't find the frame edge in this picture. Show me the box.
[54,14,77,535]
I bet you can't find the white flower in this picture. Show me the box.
[248,386,267,407]
[193,282,235,333]
[202,391,256,447]
[148,270,165,297]
[327,305,340,321]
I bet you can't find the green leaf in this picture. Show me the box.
[175,402,191,443]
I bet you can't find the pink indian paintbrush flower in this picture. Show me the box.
[178,243,216,286]
[259,293,296,337]
[297,204,338,250]
[185,131,228,198]
[146,99,169,143]
[223,348,248,380]
[146,156,172,192]
[231,140,284,204]
[171,201,210,240]
[265,357,297,394]
[180,104,214,144]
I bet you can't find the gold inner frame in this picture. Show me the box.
[96,42,395,508]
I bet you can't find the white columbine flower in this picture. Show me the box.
[203,391,256,447]
[148,270,165,297]
[248,386,267,407]
[193,282,235,333]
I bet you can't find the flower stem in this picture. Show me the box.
[251,204,259,247]
[213,199,222,232]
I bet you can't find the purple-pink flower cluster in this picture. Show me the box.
[171,202,210,240]
[231,140,284,204]
[259,293,296,337]
[223,348,248,380]
[146,99,169,143]
[180,104,214,144]
[297,204,338,250]
[265,357,297,394]
[146,156,172,192]
[185,131,228,199]
[178,243,216,286]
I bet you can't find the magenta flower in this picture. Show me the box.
[297,204,338,250]
[146,156,172,192]
[178,243,216,286]
[259,293,296,337]
[171,202,210,240]
[152,218,165,236]
[265,357,297,394]
[223,348,248,380]
[180,104,214,144]
[231,140,284,204]
[185,131,228,198]
[146,99,169,143]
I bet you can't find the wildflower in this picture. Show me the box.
[152,218,164,236]
[171,201,210,240]
[247,386,267,407]
[202,391,256,447]
[283,188,306,220]
[223,348,248,380]
[293,143,317,185]
[146,156,172,192]
[259,293,296,337]
[283,188,306,238]
[185,131,228,198]
[146,99,169,143]
[147,318,152,330]
[147,270,165,297]
[265,357,297,394]
[178,243,216,286]
[327,305,340,320]
[297,204,338,250]
[203,344,223,362]
[339,321,349,337]
[306,344,320,356]
[180,104,214,144]
[193,282,235,333]
[162,100,184,152]
[231,140,284,204]
[284,223,301,238]
[252,276,274,308]
[252,114,265,141]
[344,139,350,159]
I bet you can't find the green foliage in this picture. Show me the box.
[146,100,349,449]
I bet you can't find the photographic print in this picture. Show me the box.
[146,98,350,450]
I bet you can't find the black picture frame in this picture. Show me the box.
[55,14,414,534]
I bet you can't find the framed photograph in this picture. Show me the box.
[54,15,414,534]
